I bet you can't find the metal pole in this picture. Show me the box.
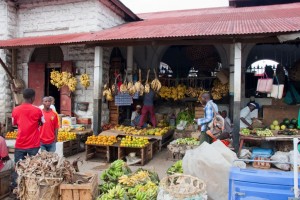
[294,138,299,198]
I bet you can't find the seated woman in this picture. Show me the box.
[0,135,14,172]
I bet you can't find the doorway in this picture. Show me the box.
[29,47,64,112]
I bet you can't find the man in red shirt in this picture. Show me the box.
[12,88,44,163]
[0,135,14,172]
[40,97,59,152]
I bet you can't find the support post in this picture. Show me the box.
[12,49,17,78]
[126,46,133,82]
[93,46,103,135]
[232,43,242,152]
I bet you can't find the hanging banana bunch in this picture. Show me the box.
[67,76,78,92]
[50,70,64,89]
[80,73,90,89]
[211,79,229,100]
[144,69,150,93]
[134,69,144,96]
[151,68,161,92]
[103,84,113,101]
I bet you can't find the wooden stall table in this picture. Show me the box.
[74,129,93,152]
[239,132,300,154]
[100,129,174,151]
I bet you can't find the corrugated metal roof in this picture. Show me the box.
[1,2,300,48]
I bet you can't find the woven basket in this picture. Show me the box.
[159,174,206,199]
[21,175,63,200]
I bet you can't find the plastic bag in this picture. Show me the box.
[211,140,237,163]
[239,149,252,160]
[182,142,231,200]
[289,150,300,170]
[270,151,290,171]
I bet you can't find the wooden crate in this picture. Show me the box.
[60,173,98,200]
[0,170,12,199]
[63,139,80,157]
[252,157,271,169]
[118,142,154,166]
[85,144,118,162]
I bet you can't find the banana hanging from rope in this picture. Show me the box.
[150,68,161,92]
[80,73,90,89]
[144,69,150,93]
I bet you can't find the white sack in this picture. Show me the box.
[211,140,237,163]
[182,142,231,200]
[270,151,290,171]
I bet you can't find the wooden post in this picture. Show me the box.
[93,46,103,135]
[12,49,17,78]
[232,42,242,152]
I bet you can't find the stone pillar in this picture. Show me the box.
[93,46,103,135]
[232,43,242,152]
[126,46,133,82]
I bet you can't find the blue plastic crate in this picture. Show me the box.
[229,167,300,200]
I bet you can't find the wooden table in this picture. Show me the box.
[239,133,300,154]
[101,129,174,151]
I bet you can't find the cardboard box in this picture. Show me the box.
[61,117,76,126]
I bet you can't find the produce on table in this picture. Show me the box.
[278,129,298,135]
[85,135,117,145]
[167,160,183,175]
[211,79,229,100]
[270,118,299,130]
[5,131,18,139]
[256,129,274,137]
[240,128,251,136]
[15,152,75,199]
[57,131,77,142]
[175,138,200,146]
[120,136,149,148]
[176,110,195,125]
[114,125,170,136]
[79,73,90,89]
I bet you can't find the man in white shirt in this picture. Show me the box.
[131,105,142,127]
[240,103,257,129]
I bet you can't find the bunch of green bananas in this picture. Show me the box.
[100,160,132,183]
[99,182,116,194]
[176,138,200,146]
[97,185,127,200]
[167,160,183,175]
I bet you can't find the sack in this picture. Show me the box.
[256,73,273,93]
[270,151,290,171]
[284,82,300,105]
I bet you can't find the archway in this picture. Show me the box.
[29,46,64,111]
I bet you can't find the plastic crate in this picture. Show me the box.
[229,167,300,200]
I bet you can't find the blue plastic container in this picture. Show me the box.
[229,167,300,200]
[251,148,273,159]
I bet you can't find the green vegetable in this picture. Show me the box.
[241,128,251,135]
[176,110,195,125]
[167,160,183,175]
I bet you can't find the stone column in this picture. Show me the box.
[93,46,103,134]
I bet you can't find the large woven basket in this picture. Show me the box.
[159,174,206,199]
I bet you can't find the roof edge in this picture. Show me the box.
[107,0,140,21]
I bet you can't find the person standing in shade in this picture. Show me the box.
[138,88,157,128]
[240,103,257,129]
[195,92,218,144]
[40,97,59,152]
[12,88,44,163]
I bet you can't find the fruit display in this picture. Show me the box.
[57,131,77,142]
[79,73,90,89]
[99,160,159,200]
[175,138,200,146]
[270,118,299,131]
[119,81,128,93]
[278,129,298,135]
[167,160,183,175]
[67,76,78,92]
[114,125,170,136]
[120,136,149,148]
[240,128,251,136]
[255,129,274,137]
[134,69,144,96]
[158,85,186,100]
[176,110,195,125]
[5,131,18,139]
[211,79,229,100]
[85,135,117,145]
[151,69,162,92]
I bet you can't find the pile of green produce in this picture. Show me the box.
[167,160,183,175]
[240,128,251,136]
[176,110,195,125]
[256,129,274,137]
[176,138,200,146]
[98,160,160,200]
[270,118,299,131]
[278,129,298,135]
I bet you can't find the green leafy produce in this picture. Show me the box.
[167,160,183,175]
[283,118,290,126]
[176,138,199,145]
[241,128,251,136]
[176,110,195,125]
[291,118,297,125]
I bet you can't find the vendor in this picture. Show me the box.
[131,105,142,127]
[240,103,257,129]
[247,96,259,119]
[138,88,157,128]
[0,135,14,172]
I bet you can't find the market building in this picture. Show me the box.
[0,0,300,152]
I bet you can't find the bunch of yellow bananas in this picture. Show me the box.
[103,84,113,101]
[67,77,77,92]
[211,79,229,100]
[118,170,150,186]
[151,78,162,92]
[50,70,64,89]
[80,73,90,89]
